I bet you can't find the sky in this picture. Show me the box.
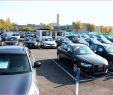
[0,1,113,26]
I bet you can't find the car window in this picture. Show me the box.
[0,54,31,74]
[67,46,73,53]
[90,44,97,51]
[74,46,94,55]
[97,46,105,52]
[105,45,113,53]
[62,43,68,50]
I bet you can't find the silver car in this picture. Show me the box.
[0,46,41,94]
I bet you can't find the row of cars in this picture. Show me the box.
[0,32,57,49]
[56,34,113,75]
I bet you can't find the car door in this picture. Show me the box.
[96,45,106,58]
[58,43,68,60]
[62,44,68,60]
[65,45,74,63]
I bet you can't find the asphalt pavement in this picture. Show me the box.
[30,48,113,95]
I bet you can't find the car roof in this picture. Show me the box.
[66,42,87,47]
[0,46,27,54]
[98,43,113,47]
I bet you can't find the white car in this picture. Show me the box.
[0,46,41,94]
[11,33,20,40]
[41,37,57,48]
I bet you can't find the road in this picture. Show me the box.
[30,48,113,95]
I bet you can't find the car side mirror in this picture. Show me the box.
[33,61,41,68]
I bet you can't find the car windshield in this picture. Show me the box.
[105,45,113,53]
[74,46,94,55]
[7,37,17,41]
[0,54,30,75]
[91,38,102,44]
[99,38,112,44]
[12,34,19,36]
[63,38,71,42]
[25,37,34,41]
[44,38,54,41]
[76,38,85,42]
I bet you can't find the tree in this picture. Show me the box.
[100,26,112,34]
[5,18,12,31]
[87,23,96,32]
[25,27,33,32]
[42,24,54,30]
[0,19,5,31]
[45,24,54,30]
[73,21,83,32]
[100,26,104,33]
[12,23,18,32]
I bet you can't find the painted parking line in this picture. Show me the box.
[49,57,95,82]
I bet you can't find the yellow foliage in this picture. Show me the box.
[87,23,96,32]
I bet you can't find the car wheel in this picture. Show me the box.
[73,64,77,73]
[57,53,62,61]
[109,61,113,71]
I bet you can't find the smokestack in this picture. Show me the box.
[57,14,59,26]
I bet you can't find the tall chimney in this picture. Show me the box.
[57,14,59,26]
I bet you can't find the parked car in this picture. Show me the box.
[41,37,57,48]
[3,37,19,46]
[98,38,113,45]
[104,35,113,42]
[95,44,113,70]
[88,38,102,45]
[0,46,41,94]
[1,33,8,41]
[67,36,89,46]
[11,33,20,40]
[56,37,72,47]
[57,43,108,74]
[23,37,40,48]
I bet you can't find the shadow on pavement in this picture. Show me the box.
[36,58,75,86]
[36,58,98,86]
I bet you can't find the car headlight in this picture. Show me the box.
[54,43,57,46]
[28,82,39,95]
[81,62,92,67]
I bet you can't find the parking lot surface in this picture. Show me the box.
[31,49,113,95]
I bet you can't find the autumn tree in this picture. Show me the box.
[87,23,96,32]
[73,21,83,33]
[45,24,54,30]
[0,18,12,31]
[0,19,5,31]
[42,24,54,30]
[5,18,12,31]
[100,26,112,34]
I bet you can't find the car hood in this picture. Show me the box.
[0,72,32,94]
[76,54,108,65]
[44,41,56,44]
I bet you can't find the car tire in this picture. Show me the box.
[109,61,113,71]
[57,53,62,62]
